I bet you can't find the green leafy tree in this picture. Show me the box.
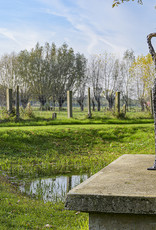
[54,43,76,110]
[28,43,54,108]
[130,54,155,111]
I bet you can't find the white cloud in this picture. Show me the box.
[39,0,129,56]
[0,28,17,42]
[40,0,156,56]
[0,26,56,56]
[0,0,154,57]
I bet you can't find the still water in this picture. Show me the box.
[19,174,89,202]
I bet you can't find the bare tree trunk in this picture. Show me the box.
[108,100,114,110]
[58,97,65,111]
[77,98,84,111]
[147,33,156,169]
[106,92,115,110]
[80,103,84,111]
[21,98,29,109]
[97,99,100,111]
[53,99,56,111]
[125,93,129,112]
[39,95,46,110]
[140,98,145,112]
[92,98,95,111]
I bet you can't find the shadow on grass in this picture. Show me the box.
[0,123,154,178]
[0,115,154,128]
[0,125,153,158]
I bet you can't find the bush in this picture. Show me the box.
[20,103,35,119]
[1,107,9,119]
[1,106,16,120]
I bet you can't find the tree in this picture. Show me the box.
[88,53,123,111]
[0,42,87,111]
[18,42,77,110]
[0,53,20,106]
[120,49,135,111]
[46,42,58,109]
[0,84,7,106]
[28,43,54,108]
[88,55,103,111]
[105,58,122,110]
[74,53,87,111]
[130,54,155,111]
[102,53,122,109]
[53,43,76,110]
[112,0,143,8]
[17,50,31,108]
[0,53,19,89]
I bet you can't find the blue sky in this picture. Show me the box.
[0,0,155,57]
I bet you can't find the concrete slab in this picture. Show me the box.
[65,154,156,215]
[89,213,156,230]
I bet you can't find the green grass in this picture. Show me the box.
[0,124,154,179]
[0,115,155,229]
[0,175,88,230]
[0,110,153,127]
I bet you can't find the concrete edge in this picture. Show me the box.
[65,193,156,215]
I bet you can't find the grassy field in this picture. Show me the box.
[0,111,155,229]
[0,108,153,127]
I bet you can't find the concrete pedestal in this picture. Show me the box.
[65,154,156,230]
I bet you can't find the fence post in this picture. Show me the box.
[115,91,120,114]
[6,88,13,114]
[67,91,73,118]
[88,87,91,118]
[52,112,57,120]
[16,85,20,120]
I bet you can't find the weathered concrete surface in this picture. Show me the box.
[89,213,156,230]
[65,154,156,214]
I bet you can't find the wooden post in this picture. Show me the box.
[88,87,91,118]
[52,112,57,120]
[67,91,73,118]
[16,86,20,120]
[6,88,12,114]
[115,92,120,114]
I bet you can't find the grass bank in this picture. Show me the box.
[0,123,154,179]
[0,122,155,229]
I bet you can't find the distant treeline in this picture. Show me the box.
[0,42,154,111]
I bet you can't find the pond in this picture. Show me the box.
[19,174,89,203]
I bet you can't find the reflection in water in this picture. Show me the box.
[19,174,88,202]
